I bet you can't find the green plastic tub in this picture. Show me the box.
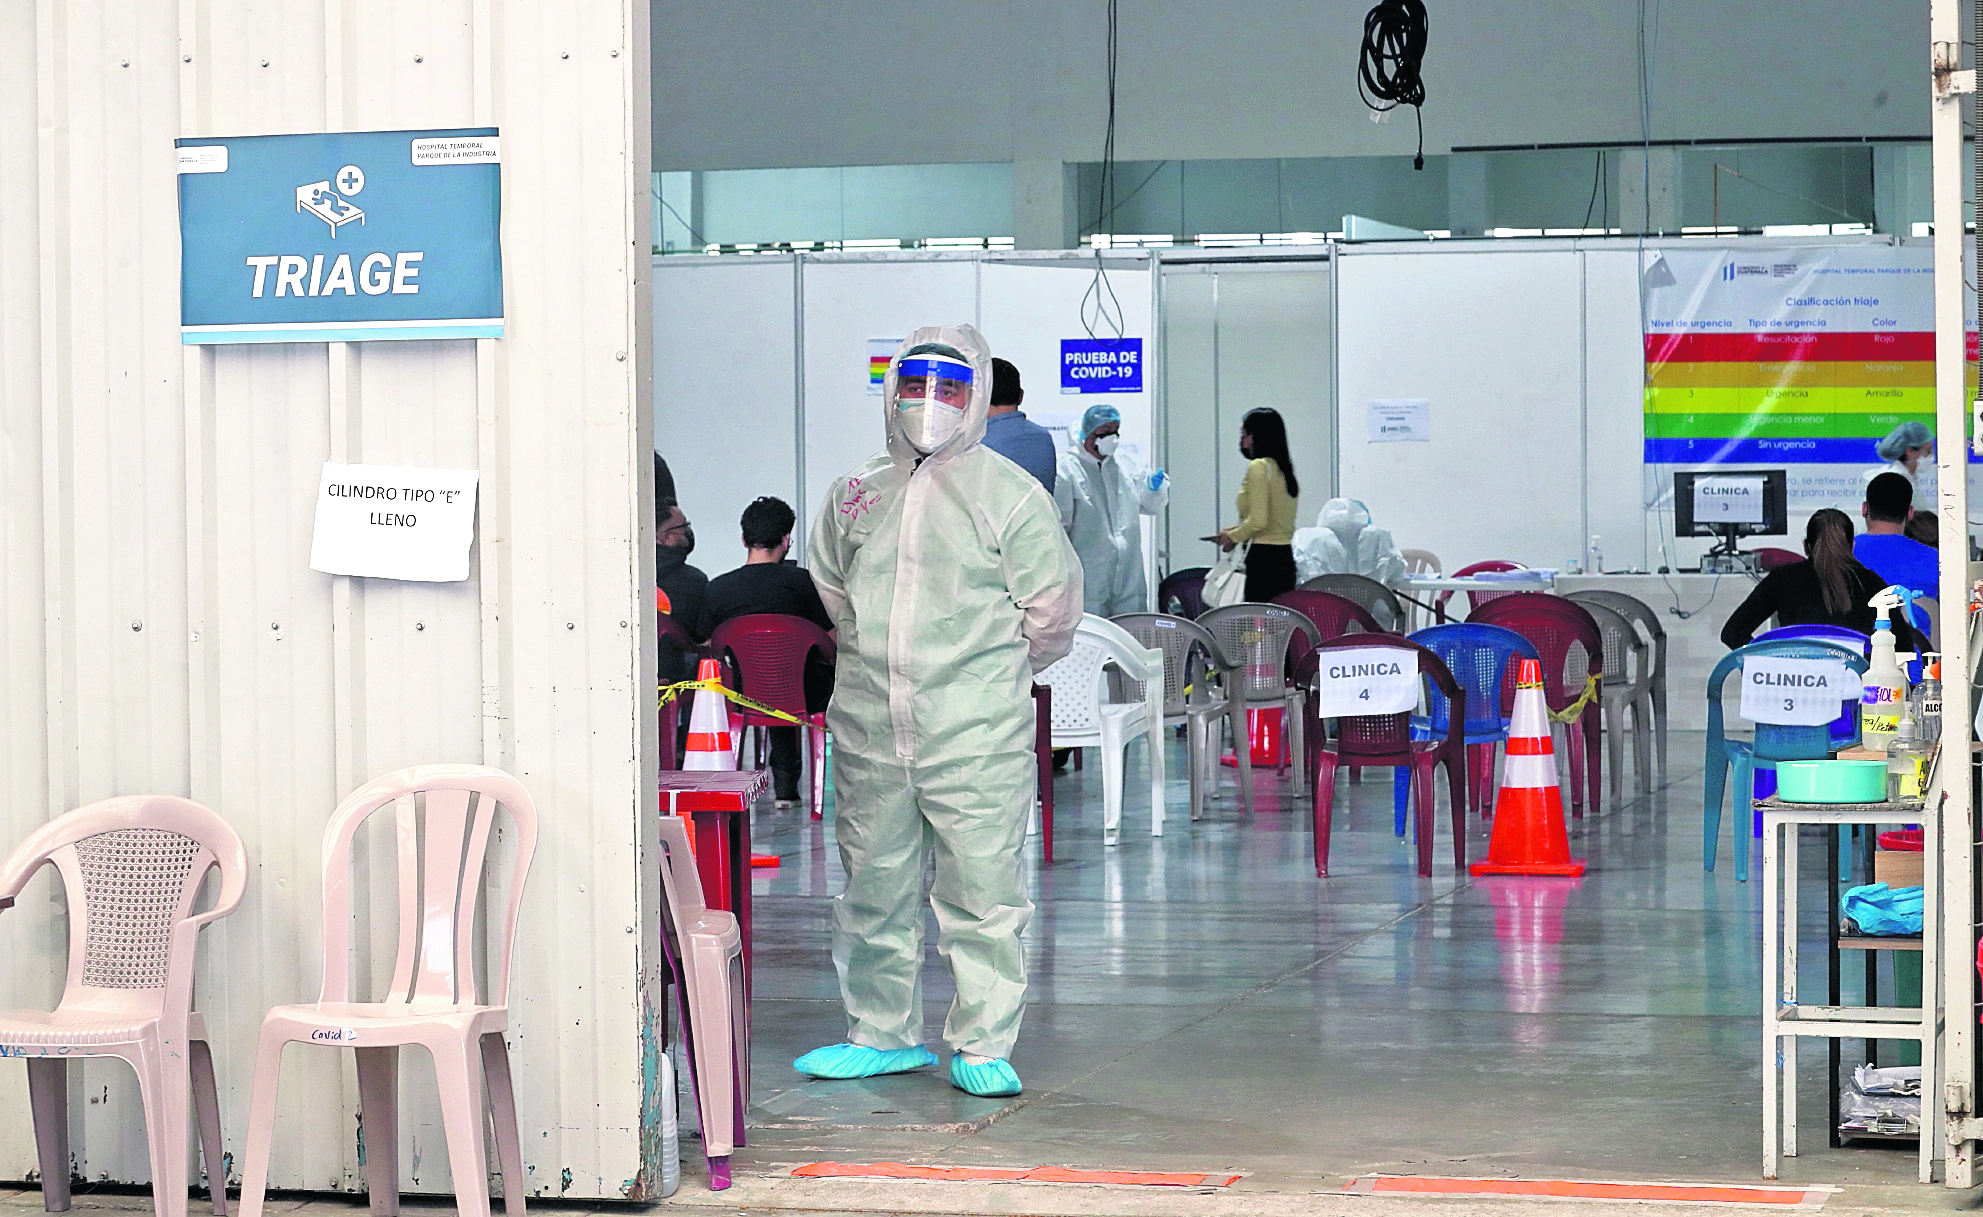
[1774,758,1888,803]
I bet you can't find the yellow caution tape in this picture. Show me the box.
[1549,674,1601,724]
[658,678,806,726]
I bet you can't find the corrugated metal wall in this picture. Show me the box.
[1,0,660,1200]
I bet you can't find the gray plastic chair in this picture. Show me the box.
[1566,588,1667,780]
[1114,612,1237,822]
[1297,573,1409,634]
[1196,603,1323,812]
[1576,599,1652,799]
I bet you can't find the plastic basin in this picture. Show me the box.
[1775,758,1887,803]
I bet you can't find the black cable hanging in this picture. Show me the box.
[1356,0,1428,170]
[1080,0,1126,339]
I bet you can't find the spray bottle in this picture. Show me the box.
[1860,585,1914,754]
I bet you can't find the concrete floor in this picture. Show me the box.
[8,732,1965,1217]
[688,729,1977,1214]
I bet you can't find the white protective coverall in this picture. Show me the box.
[1055,446,1169,617]
[809,324,1083,1060]
[1291,497,1407,586]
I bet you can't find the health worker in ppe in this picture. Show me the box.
[797,325,1083,1099]
[1862,420,1936,513]
[1055,403,1169,616]
[1292,498,1407,587]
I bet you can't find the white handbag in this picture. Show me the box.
[1201,541,1250,609]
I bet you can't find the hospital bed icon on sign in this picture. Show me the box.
[296,181,365,236]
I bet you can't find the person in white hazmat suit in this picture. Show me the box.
[796,325,1083,1098]
[1055,403,1169,616]
[1291,497,1407,586]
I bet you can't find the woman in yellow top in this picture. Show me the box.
[1217,407,1301,602]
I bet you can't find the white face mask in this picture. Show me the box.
[899,402,964,453]
[1094,434,1120,459]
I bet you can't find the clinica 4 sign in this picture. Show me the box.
[176,129,502,344]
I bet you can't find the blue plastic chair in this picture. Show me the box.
[1392,623,1541,836]
[1704,638,1867,881]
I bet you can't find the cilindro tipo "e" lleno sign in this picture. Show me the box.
[176,128,502,344]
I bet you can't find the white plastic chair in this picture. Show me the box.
[656,815,748,1190]
[0,796,246,1217]
[1112,612,1233,822]
[237,766,538,1217]
[1036,614,1167,846]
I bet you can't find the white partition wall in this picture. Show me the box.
[655,251,1158,591]
[1159,258,1335,573]
[1337,245,1589,572]
[655,256,799,574]
[2,0,661,1201]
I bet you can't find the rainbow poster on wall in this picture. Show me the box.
[867,337,900,396]
[1641,245,1973,509]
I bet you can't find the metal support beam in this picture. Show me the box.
[1930,0,1976,1189]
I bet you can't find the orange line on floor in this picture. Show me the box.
[1344,1174,1828,1208]
[792,1161,1241,1187]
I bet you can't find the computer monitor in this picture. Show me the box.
[1672,469,1788,560]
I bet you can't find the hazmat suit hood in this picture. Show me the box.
[1293,497,1407,586]
[882,324,994,465]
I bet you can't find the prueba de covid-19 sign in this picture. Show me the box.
[176,128,502,344]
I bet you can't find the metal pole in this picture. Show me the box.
[1929,0,1976,1186]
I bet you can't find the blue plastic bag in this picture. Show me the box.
[1841,883,1925,936]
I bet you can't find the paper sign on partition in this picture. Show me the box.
[1312,647,1420,717]
[309,463,480,581]
[1366,398,1429,443]
[1738,655,1851,726]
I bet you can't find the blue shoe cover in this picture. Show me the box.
[949,1054,1022,1097]
[792,1042,937,1079]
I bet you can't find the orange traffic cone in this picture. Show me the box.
[682,658,738,771]
[1470,658,1585,877]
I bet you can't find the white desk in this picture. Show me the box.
[1760,797,1940,1183]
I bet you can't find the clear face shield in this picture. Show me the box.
[893,355,974,453]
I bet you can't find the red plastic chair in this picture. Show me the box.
[706,614,837,818]
[1297,637,1468,878]
[1272,590,1384,642]
[1435,559,1528,617]
[1274,590,1388,785]
[1747,547,1804,571]
[1158,567,1210,620]
[1466,592,1603,818]
[659,612,706,768]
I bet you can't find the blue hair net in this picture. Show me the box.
[1079,403,1121,442]
[1876,421,1933,461]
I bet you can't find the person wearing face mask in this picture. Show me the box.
[1055,402,1169,616]
[799,325,1082,1099]
[655,488,707,688]
[1862,420,1937,513]
[1216,407,1301,602]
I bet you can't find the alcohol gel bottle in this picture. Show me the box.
[1587,535,1603,575]
[1860,585,1912,754]
[1912,653,1942,746]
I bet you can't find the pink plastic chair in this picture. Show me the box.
[1434,559,1527,617]
[657,815,749,1189]
[707,613,837,819]
[237,766,539,1217]
[1467,592,1604,818]
[0,796,246,1217]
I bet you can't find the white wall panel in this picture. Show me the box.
[652,257,798,576]
[1337,247,1586,570]
[2,0,659,1201]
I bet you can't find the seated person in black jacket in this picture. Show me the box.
[697,497,837,807]
[1722,508,1927,651]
